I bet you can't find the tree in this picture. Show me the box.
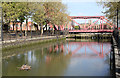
[17,2,28,33]
[2,2,23,35]
[2,2,27,33]
[2,2,70,36]
[32,2,46,36]
[43,2,70,33]
[98,1,120,20]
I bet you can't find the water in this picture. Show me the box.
[2,40,112,76]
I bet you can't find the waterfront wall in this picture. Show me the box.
[66,33,112,39]
[112,36,120,78]
[2,33,113,50]
[2,35,66,51]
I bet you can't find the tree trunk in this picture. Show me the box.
[8,19,10,32]
[52,24,54,35]
[13,22,15,31]
[16,23,18,34]
[37,25,39,31]
[25,18,28,37]
[45,24,47,30]
[14,19,17,33]
[26,19,28,32]
[40,24,43,36]
[30,23,32,38]
[20,22,22,33]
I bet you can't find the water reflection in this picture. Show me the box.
[3,40,111,76]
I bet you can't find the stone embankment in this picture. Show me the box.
[2,35,66,50]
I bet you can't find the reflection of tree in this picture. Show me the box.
[3,40,112,76]
[2,52,30,76]
[42,54,71,76]
[21,43,71,76]
[104,53,110,64]
[104,53,111,76]
[33,43,71,76]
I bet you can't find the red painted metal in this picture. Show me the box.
[60,25,62,30]
[70,16,104,19]
[55,25,58,30]
[47,16,117,33]
[86,19,100,30]
[85,18,86,29]
[69,30,113,33]
[68,16,117,33]
[104,18,117,28]
[101,17,103,30]
[100,20,101,30]
[70,18,84,29]
[102,19,113,28]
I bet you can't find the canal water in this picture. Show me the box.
[3,39,113,76]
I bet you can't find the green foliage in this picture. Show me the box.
[2,2,70,35]
[32,2,46,25]
[74,26,79,29]
[98,1,120,19]
[2,2,70,25]
[2,2,17,23]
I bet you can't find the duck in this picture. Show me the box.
[18,64,31,71]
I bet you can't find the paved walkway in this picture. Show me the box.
[115,36,120,78]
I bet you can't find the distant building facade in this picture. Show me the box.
[10,21,35,31]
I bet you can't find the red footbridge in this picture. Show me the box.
[49,16,117,33]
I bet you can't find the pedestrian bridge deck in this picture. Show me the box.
[69,30,113,33]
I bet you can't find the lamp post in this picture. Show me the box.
[117,4,118,29]
[117,1,120,29]
[0,7,3,41]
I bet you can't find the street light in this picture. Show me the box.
[0,7,3,41]
[117,1,120,29]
